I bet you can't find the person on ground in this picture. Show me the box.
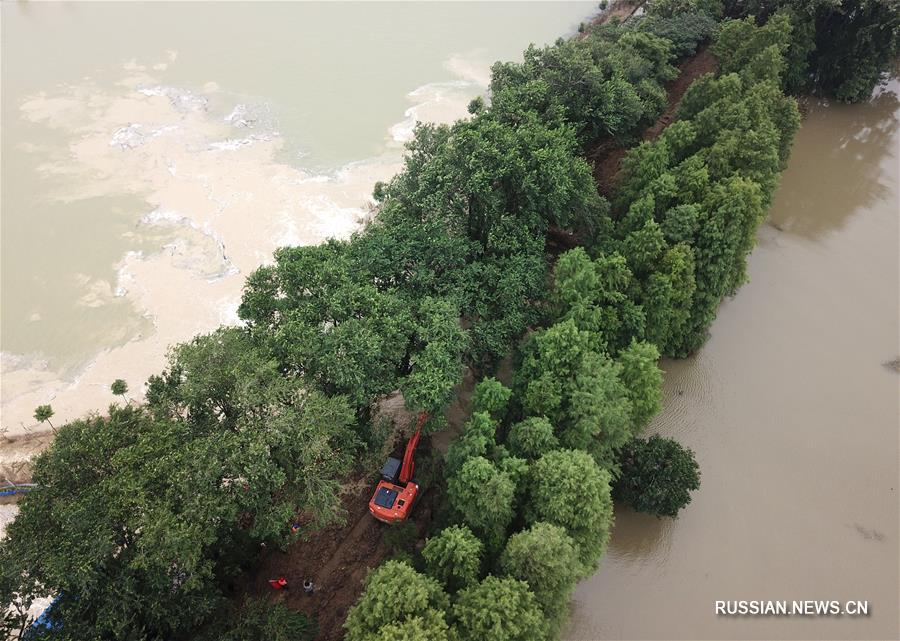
[268,576,289,590]
[303,579,315,596]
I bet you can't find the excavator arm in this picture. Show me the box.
[399,411,427,484]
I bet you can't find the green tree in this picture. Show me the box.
[506,417,559,460]
[444,412,496,474]
[207,599,316,641]
[111,378,130,404]
[33,404,54,432]
[616,339,662,432]
[238,240,414,412]
[471,377,512,420]
[447,457,516,551]
[344,561,450,641]
[614,435,701,517]
[500,522,581,634]
[525,450,614,574]
[452,576,546,641]
[370,611,455,641]
[516,320,634,463]
[422,525,484,592]
[402,297,469,416]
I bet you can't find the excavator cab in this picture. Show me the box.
[369,412,426,523]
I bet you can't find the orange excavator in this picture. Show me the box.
[368,411,427,523]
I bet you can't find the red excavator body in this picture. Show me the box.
[369,412,426,523]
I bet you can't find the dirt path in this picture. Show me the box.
[591,47,717,196]
[249,480,387,641]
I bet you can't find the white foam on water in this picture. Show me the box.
[3,49,494,436]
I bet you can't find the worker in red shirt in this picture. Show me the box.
[268,576,289,590]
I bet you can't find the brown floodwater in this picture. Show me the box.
[566,81,900,640]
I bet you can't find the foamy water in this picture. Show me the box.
[0,52,490,435]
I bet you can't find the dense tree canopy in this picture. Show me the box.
[615,435,701,517]
[422,525,484,592]
[500,522,582,634]
[344,561,450,641]
[525,449,615,574]
[720,0,900,101]
[452,576,546,641]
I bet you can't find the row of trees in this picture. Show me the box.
[343,10,827,639]
[719,0,900,102]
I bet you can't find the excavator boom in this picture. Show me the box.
[399,420,423,484]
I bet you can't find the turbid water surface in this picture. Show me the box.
[1,1,596,434]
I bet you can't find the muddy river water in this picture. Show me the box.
[566,81,900,640]
[1,1,595,434]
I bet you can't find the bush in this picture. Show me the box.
[614,435,700,517]
[422,525,483,592]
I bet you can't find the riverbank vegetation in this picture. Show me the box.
[1,1,894,639]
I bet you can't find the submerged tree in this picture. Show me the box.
[614,435,701,517]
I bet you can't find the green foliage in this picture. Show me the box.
[422,525,484,592]
[402,297,469,414]
[614,435,701,517]
[33,404,53,427]
[447,457,516,550]
[471,377,512,419]
[500,522,581,634]
[1,327,360,638]
[507,417,559,460]
[452,576,546,641]
[344,561,450,641]
[490,26,678,147]
[609,13,802,355]
[444,412,496,474]
[630,12,718,57]
[723,0,900,102]
[370,610,455,641]
[524,450,614,574]
[647,0,723,18]
[515,320,634,464]
[213,598,317,641]
[110,378,129,398]
[616,339,662,432]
